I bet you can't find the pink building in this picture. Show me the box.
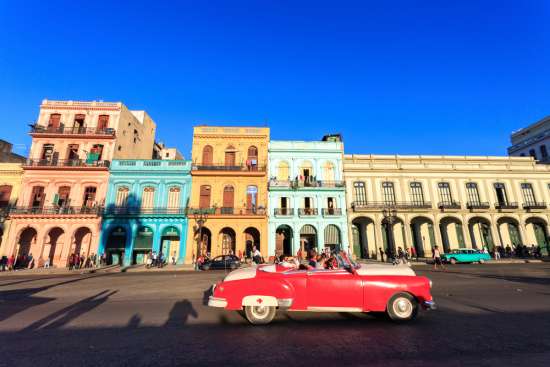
[4,100,156,268]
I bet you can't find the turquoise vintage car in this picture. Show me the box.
[441,249,492,264]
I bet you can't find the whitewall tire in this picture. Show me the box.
[387,293,418,322]
[244,305,276,325]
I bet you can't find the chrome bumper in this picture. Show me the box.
[208,296,228,308]
[423,300,437,310]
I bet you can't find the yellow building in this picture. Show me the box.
[185,126,270,262]
[0,163,23,255]
[344,154,550,259]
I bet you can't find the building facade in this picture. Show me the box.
[267,139,348,257]
[0,140,26,163]
[0,163,23,255]
[185,126,269,262]
[4,100,156,267]
[508,115,550,163]
[345,154,550,259]
[99,159,191,266]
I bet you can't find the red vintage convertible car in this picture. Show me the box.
[208,252,435,325]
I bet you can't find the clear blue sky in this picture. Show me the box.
[1,0,549,158]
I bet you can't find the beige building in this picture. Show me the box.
[0,163,23,255]
[344,154,550,259]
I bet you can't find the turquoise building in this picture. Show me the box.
[99,160,192,266]
[267,137,349,257]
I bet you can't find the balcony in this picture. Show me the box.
[298,208,318,216]
[274,208,294,216]
[351,201,432,211]
[23,159,110,169]
[192,163,266,176]
[111,160,191,172]
[187,207,266,216]
[9,206,102,216]
[438,201,462,210]
[30,125,116,137]
[103,207,187,216]
[322,208,343,216]
[495,202,519,210]
[268,178,345,190]
[523,202,547,210]
[466,201,491,210]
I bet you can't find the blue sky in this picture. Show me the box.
[1,0,549,158]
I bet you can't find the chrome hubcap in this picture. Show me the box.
[393,297,413,318]
[251,306,268,318]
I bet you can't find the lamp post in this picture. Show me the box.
[382,205,397,258]
[193,209,209,270]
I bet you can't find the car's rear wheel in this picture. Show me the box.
[244,305,276,325]
[387,293,418,322]
[479,259,485,264]
[230,263,238,270]
[202,265,210,271]
[450,258,457,265]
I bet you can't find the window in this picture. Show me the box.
[280,197,288,208]
[73,114,85,131]
[167,187,181,209]
[222,185,235,210]
[98,115,109,130]
[247,146,258,170]
[0,185,13,207]
[48,114,61,129]
[202,145,213,165]
[353,181,367,205]
[141,187,155,208]
[322,161,335,182]
[225,146,236,166]
[529,149,537,160]
[83,186,97,207]
[277,161,289,181]
[246,185,258,212]
[327,197,336,214]
[521,183,536,204]
[30,186,45,208]
[382,182,396,204]
[115,186,130,207]
[541,145,548,159]
[438,182,453,204]
[494,183,508,205]
[199,185,211,208]
[67,144,79,161]
[300,161,313,179]
[89,144,104,161]
[409,182,424,204]
[133,129,139,143]
[41,144,55,161]
[466,183,481,204]
[56,186,71,207]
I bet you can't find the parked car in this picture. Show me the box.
[208,252,435,325]
[441,248,492,264]
[201,255,241,271]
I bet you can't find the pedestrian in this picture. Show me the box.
[0,256,6,271]
[411,246,417,260]
[433,245,445,270]
[44,257,50,268]
[8,255,14,271]
[172,251,176,265]
[379,247,385,262]
[252,246,262,264]
[494,246,501,260]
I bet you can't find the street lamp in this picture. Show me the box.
[382,205,398,258]
[193,209,209,270]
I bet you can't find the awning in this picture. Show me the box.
[324,225,341,245]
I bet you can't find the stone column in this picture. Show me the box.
[403,220,414,253]
[124,223,137,266]
[519,222,528,245]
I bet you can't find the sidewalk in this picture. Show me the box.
[357,258,545,266]
[0,263,199,277]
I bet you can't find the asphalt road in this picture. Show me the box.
[0,264,549,367]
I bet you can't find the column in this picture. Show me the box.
[124,222,137,266]
[292,224,301,256]
[152,224,162,253]
[178,222,187,264]
[403,219,414,253]
[317,222,325,252]
[359,222,368,258]
[519,222,528,245]
[462,215,473,248]
[491,220,502,248]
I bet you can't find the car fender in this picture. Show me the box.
[242,295,278,307]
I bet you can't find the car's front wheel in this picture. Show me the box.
[244,305,276,325]
[450,258,457,265]
[479,259,485,264]
[387,293,418,322]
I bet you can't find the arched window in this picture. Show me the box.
[409,182,424,205]
[246,185,258,212]
[466,182,480,204]
[222,186,235,213]
[322,161,335,182]
[199,185,211,208]
[56,186,71,207]
[247,146,258,170]
[115,186,130,207]
[141,187,155,208]
[277,161,289,181]
[48,114,61,129]
[83,186,97,207]
[247,146,258,159]
[382,182,395,204]
[167,187,181,209]
[225,145,236,166]
[353,182,367,205]
[202,145,213,165]
[29,186,45,208]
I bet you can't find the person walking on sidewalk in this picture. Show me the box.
[494,246,501,260]
[433,246,445,270]
[379,247,385,262]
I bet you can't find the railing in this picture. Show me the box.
[495,202,519,210]
[268,180,292,188]
[274,208,294,216]
[187,207,266,216]
[298,208,318,216]
[466,201,491,209]
[30,125,116,136]
[268,179,345,189]
[111,160,191,171]
[351,201,433,210]
[9,206,102,215]
[24,159,110,168]
[192,164,266,172]
[437,201,462,210]
[103,207,187,215]
[523,202,547,210]
[322,208,343,216]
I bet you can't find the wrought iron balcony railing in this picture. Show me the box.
[274,208,294,216]
[292,180,345,189]
[103,207,187,216]
[466,201,491,209]
[523,202,547,210]
[9,206,102,215]
[437,201,462,210]
[24,159,110,168]
[352,201,432,211]
[30,125,116,136]
[322,208,343,216]
[494,202,519,210]
[187,207,266,216]
[192,164,266,172]
[298,208,318,216]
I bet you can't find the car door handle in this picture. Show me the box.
[307,271,313,276]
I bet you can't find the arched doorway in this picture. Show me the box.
[352,217,375,259]
[300,224,317,254]
[324,224,341,251]
[244,227,260,257]
[381,217,406,256]
[73,227,93,259]
[439,217,465,252]
[275,225,293,257]
[220,227,236,255]
[497,217,521,249]
[16,227,37,269]
[410,217,436,257]
[468,217,494,251]
[526,217,549,255]
[194,226,211,256]
[44,227,64,267]
[161,226,181,262]
[133,226,154,264]
[106,226,126,265]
